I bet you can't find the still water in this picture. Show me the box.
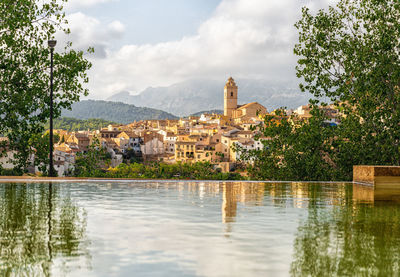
[0,181,398,276]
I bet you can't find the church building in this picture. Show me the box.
[223,77,267,123]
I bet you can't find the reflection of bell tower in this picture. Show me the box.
[222,183,237,224]
[224,77,238,118]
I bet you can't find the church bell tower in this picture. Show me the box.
[224,77,238,118]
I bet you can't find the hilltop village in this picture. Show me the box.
[1,78,340,176]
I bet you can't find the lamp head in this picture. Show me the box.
[48,40,57,48]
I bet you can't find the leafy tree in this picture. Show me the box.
[30,131,60,175]
[238,108,338,181]
[244,0,400,181]
[295,0,400,173]
[0,0,92,173]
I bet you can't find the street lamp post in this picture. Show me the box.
[48,40,57,177]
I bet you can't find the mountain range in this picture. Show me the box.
[106,79,311,116]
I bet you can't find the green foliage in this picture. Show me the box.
[45,117,118,131]
[240,109,339,181]
[73,138,111,177]
[61,100,179,124]
[0,0,92,172]
[295,0,400,164]
[296,0,400,175]
[245,0,400,181]
[30,131,60,175]
[123,148,143,163]
[0,168,23,177]
[74,160,243,180]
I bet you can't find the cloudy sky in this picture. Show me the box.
[58,0,335,99]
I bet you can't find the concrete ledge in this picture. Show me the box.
[353,166,400,202]
[353,165,400,185]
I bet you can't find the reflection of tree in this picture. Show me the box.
[0,183,89,276]
[290,184,400,276]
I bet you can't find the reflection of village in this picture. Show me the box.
[146,182,356,225]
[221,182,351,225]
[138,181,400,227]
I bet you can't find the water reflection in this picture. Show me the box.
[353,183,375,203]
[221,182,265,224]
[290,183,400,276]
[1,181,400,276]
[0,183,88,276]
[353,182,400,202]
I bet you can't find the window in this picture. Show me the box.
[231,92,233,97]
[216,139,219,142]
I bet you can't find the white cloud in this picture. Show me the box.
[107,20,125,37]
[57,13,125,58]
[64,0,336,99]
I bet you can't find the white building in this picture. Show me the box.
[232,139,263,163]
[140,132,164,159]
[158,130,177,154]
[0,150,17,170]
[116,131,142,154]
[52,149,76,176]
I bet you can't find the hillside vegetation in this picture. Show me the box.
[190,110,223,117]
[61,100,178,124]
[46,117,118,131]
